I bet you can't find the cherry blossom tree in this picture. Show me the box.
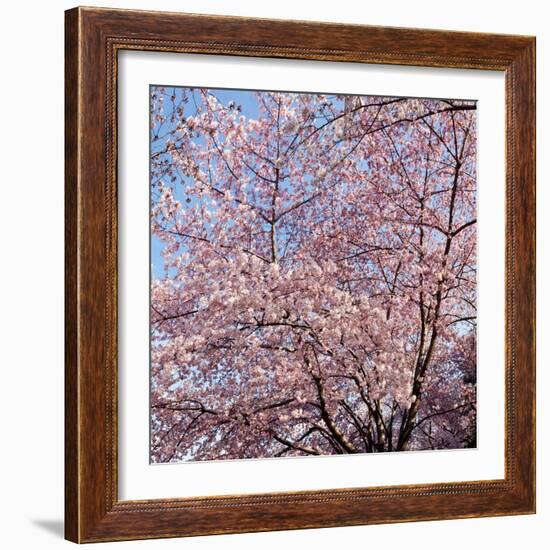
[150,86,477,462]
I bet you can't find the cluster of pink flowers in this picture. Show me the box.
[150,88,477,462]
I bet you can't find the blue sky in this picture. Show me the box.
[150,86,262,280]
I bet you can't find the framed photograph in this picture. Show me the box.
[65,6,536,543]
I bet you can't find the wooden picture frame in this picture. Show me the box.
[65,6,536,543]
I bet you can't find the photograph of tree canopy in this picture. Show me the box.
[150,86,477,463]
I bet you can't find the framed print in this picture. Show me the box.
[65,6,536,543]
